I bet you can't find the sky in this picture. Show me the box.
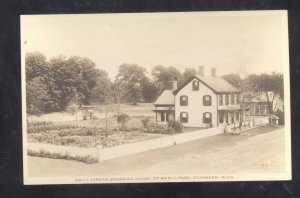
[21,11,289,79]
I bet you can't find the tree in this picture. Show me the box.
[67,56,105,105]
[115,64,148,104]
[141,79,159,102]
[26,77,49,115]
[66,102,80,120]
[152,65,183,94]
[245,72,284,125]
[92,75,115,137]
[25,52,49,82]
[183,68,197,82]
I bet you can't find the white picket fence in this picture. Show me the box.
[27,126,223,163]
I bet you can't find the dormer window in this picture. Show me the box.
[203,95,212,106]
[192,80,199,91]
[180,95,188,106]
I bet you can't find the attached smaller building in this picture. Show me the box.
[153,90,175,123]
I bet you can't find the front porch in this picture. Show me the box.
[153,106,175,123]
[218,110,241,125]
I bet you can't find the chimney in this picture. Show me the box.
[198,66,204,77]
[172,77,178,91]
[211,67,216,77]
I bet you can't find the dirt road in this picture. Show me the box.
[28,127,285,177]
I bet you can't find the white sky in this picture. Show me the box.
[21,11,288,79]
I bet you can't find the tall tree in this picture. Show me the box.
[141,79,159,102]
[183,68,197,82]
[25,52,49,82]
[152,65,183,94]
[26,77,49,114]
[115,64,148,105]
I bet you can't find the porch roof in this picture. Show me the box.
[154,90,175,105]
[153,106,175,111]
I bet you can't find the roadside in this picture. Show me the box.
[28,126,285,177]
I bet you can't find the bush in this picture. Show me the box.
[146,123,175,134]
[167,120,183,133]
[141,118,150,129]
[27,149,98,164]
[117,113,131,130]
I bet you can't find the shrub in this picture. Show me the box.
[167,120,183,133]
[27,149,98,164]
[141,118,150,129]
[117,114,131,130]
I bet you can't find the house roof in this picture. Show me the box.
[174,75,240,94]
[154,90,175,105]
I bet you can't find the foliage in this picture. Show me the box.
[141,79,159,103]
[117,113,131,130]
[146,123,174,134]
[66,102,80,119]
[115,64,149,104]
[26,52,107,113]
[183,68,198,82]
[27,149,98,164]
[141,118,150,129]
[152,65,183,94]
[26,77,50,114]
[167,120,183,133]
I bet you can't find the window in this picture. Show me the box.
[203,95,212,106]
[225,94,229,105]
[231,112,234,123]
[219,112,224,123]
[192,80,199,91]
[254,105,260,115]
[236,94,240,104]
[219,95,223,106]
[203,112,212,124]
[180,112,188,123]
[161,112,165,122]
[180,95,188,106]
[225,113,229,123]
[265,105,269,115]
[231,94,235,105]
[235,111,240,121]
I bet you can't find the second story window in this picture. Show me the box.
[180,95,188,106]
[225,94,229,105]
[192,80,199,91]
[203,95,212,106]
[236,94,240,104]
[231,94,235,105]
[219,95,223,106]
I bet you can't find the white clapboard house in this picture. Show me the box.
[154,67,241,128]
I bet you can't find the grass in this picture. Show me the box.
[27,149,98,164]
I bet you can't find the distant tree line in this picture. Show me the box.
[26,51,284,117]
